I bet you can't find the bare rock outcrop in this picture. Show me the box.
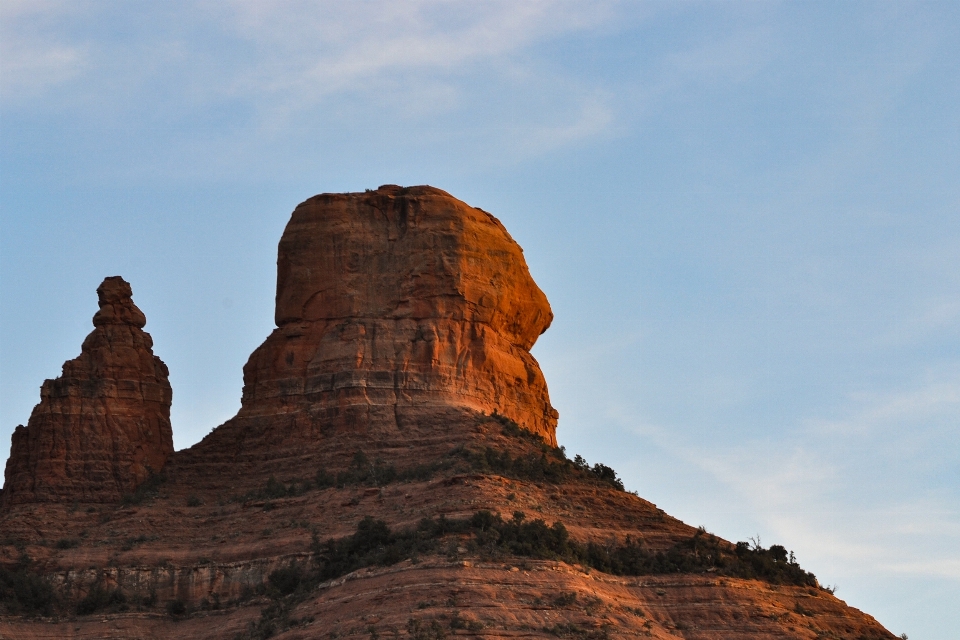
[194,185,557,463]
[0,189,898,639]
[0,277,173,506]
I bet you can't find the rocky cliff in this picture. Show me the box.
[0,188,897,639]
[0,277,173,506]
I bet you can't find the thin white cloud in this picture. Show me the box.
[1,0,624,159]
[512,96,615,157]
[664,25,773,84]
[0,0,89,101]
[809,378,960,439]
[614,369,960,588]
[223,0,615,97]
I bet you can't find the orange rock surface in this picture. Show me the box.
[0,277,173,506]
[239,185,557,444]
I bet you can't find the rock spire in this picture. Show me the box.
[1,276,173,506]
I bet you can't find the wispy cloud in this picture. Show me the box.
[1,0,624,161]
[223,1,615,96]
[0,0,89,101]
[512,96,615,157]
[612,367,960,588]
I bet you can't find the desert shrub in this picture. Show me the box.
[236,453,454,505]
[237,510,817,638]
[0,556,58,616]
[470,510,572,560]
[54,537,80,549]
[314,516,443,581]
[552,592,578,607]
[231,475,312,503]
[77,584,126,615]
[165,598,187,616]
[407,618,447,640]
[268,562,304,596]
[588,463,624,491]
[465,447,572,485]
[121,471,165,505]
[480,414,626,492]
[323,451,453,489]
[731,538,818,586]
[543,623,610,639]
[449,611,484,630]
[186,495,203,507]
[314,468,335,488]
[121,534,155,551]
[463,510,817,587]
[333,452,397,487]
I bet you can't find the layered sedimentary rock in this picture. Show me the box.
[0,189,899,639]
[217,185,558,449]
[0,277,173,506]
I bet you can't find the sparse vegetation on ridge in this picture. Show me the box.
[228,452,456,504]
[465,413,628,491]
[237,506,819,637]
[226,413,629,506]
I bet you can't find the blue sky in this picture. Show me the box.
[2,2,958,636]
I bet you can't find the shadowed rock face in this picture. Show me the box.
[0,277,173,507]
[234,185,558,446]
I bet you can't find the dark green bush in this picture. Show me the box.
[77,585,126,615]
[121,471,165,505]
[314,516,442,581]
[54,537,80,549]
[0,556,57,616]
[166,598,187,616]
[268,562,304,596]
[476,414,627,492]
[465,447,572,485]
[407,618,447,640]
[543,622,610,639]
[552,592,578,607]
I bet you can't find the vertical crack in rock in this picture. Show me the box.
[1,277,173,506]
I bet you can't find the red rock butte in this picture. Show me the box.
[187,185,558,469]
[0,187,897,639]
[1,276,173,507]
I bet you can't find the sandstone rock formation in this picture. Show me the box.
[192,185,557,467]
[0,188,898,639]
[0,277,173,506]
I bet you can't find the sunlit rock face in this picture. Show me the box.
[232,185,558,447]
[1,277,173,507]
